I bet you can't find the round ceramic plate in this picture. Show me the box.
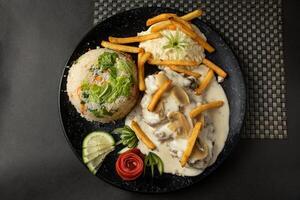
[59,7,246,193]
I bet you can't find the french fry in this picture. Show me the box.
[166,24,177,30]
[180,121,202,167]
[147,11,214,52]
[171,20,215,53]
[131,120,156,150]
[171,20,198,39]
[202,58,227,78]
[190,101,224,118]
[146,13,176,26]
[195,36,215,53]
[195,69,214,95]
[138,51,143,60]
[151,20,172,32]
[147,80,172,112]
[172,15,193,30]
[101,41,143,53]
[194,111,205,125]
[200,114,205,127]
[180,9,203,21]
[148,58,198,66]
[166,65,201,78]
[138,52,144,90]
[108,33,162,44]
[138,52,152,91]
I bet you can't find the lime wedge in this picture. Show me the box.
[86,150,113,174]
[83,146,114,163]
[82,131,115,149]
[82,131,115,174]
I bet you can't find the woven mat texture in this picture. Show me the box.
[93,0,287,139]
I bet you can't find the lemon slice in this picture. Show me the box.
[83,146,114,163]
[82,131,115,149]
[82,131,115,174]
[86,148,114,174]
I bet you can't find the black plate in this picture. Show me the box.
[58,7,246,193]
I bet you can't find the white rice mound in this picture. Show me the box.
[139,24,206,64]
[66,48,138,123]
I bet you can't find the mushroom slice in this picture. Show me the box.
[190,139,208,161]
[167,111,191,137]
[171,86,190,105]
[155,72,169,86]
[153,99,165,118]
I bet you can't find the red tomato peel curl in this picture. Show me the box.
[115,149,144,181]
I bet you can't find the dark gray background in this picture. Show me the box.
[0,0,299,199]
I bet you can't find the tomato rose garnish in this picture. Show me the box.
[115,148,144,181]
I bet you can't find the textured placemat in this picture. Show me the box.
[93,0,287,139]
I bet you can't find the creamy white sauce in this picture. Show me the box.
[125,69,229,176]
[124,25,229,176]
[125,107,201,176]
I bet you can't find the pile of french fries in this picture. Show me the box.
[100,9,228,167]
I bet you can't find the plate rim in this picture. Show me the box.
[57,6,246,193]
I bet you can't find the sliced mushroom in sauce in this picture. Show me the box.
[171,86,190,106]
[167,111,191,137]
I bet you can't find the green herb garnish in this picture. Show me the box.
[97,52,118,80]
[117,60,135,80]
[82,83,110,104]
[163,30,188,50]
[89,106,113,117]
[113,125,138,148]
[81,76,132,106]
[103,76,131,104]
[80,53,136,118]
[144,152,164,176]
[97,52,118,70]
[109,65,118,79]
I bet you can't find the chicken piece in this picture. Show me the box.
[168,138,188,158]
[145,74,159,94]
[164,68,192,87]
[163,95,180,114]
[141,94,164,125]
[154,123,175,141]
